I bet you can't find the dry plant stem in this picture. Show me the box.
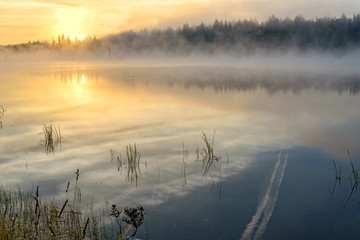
[34,185,40,238]
[82,217,90,239]
[59,199,68,218]
[73,169,80,211]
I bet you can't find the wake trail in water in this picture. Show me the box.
[240,151,288,240]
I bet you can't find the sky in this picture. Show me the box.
[0,0,360,45]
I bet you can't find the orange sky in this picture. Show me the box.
[0,0,359,45]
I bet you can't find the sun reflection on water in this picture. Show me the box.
[53,72,98,102]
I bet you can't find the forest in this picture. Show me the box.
[2,14,360,56]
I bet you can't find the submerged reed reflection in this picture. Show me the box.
[329,160,342,196]
[111,143,142,186]
[329,150,360,208]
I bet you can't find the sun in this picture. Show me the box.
[53,7,90,42]
[68,34,87,42]
[53,33,88,44]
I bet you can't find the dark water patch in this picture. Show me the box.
[264,147,360,240]
[142,148,360,240]
[144,152,278,240]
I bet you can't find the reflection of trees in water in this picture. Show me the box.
[31,67,360,95]
[57,72,99,84]
[180,71,360,95]
[30,71,99,84]
[103,67,360,95]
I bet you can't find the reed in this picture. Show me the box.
[329,160,342,196]
[111,143,142,186]
[155,161,160,184]
[331,150,360,207]
[344,150,360,207]
[0,185,89,239]
[73,169,81,211]
[110,149,123,173]
[201,131,221,176]
[182,143,188,187]
[0,178,145,239]
[347,150,359,185]
[332,160,342,182]
[0,105,4,129]
[42,123,62,154]
[126,143,141,185]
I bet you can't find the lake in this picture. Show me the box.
[1,60,360,239]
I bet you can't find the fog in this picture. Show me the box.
[2,49,360,86]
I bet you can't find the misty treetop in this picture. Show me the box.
[107,14,360,54]
[1,35,101,53]
[2,14,360,56]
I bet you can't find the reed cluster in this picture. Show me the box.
[344,150,360,207]
[0,169,145,239]
[111,143,142,186]
[41,123,62,154]
[331,150,360,207]
[200,131,221,177]
[0,185,94,239]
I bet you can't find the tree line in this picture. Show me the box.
[2,14,360,55]
[107,14,360,55]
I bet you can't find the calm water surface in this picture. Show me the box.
[1,62,360,239]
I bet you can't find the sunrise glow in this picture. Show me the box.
[1,0,360,45]
[70,34,87,42]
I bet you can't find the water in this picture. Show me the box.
[1,62,360,239]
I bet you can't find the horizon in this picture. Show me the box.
[1,13,358,46]
[1,0,360,45]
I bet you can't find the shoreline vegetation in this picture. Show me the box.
[0,177,145,240]
[1,14,360,59]
[0,128,224,239]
